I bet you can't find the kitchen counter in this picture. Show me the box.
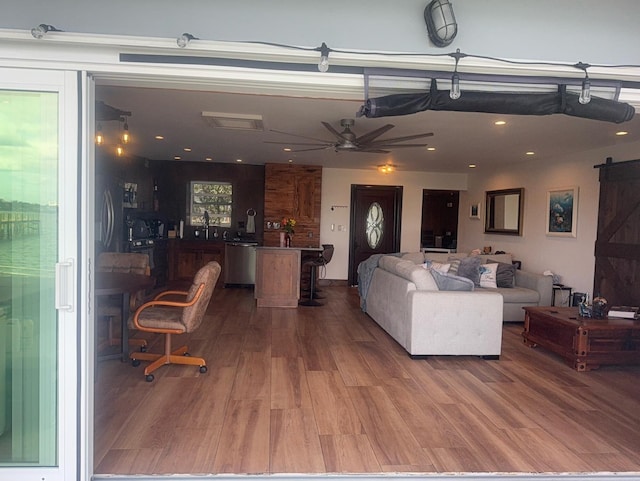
[254,247,302,308]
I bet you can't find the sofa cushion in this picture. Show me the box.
[483,253,513,265]
[379,256,438,291]
[492,286,540,303]
[479,263,499,288]
[491,261,516,288]
[430,270,475,291]
[449,256,482,286]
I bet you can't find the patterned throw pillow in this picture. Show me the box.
[479,263,498,288]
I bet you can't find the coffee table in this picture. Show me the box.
[522,306,640,371]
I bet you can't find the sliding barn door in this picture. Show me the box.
[593,159,640,306]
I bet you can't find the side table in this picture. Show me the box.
[552,284,572,306]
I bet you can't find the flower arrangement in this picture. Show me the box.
[282,217,296,234]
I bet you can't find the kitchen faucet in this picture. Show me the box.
[203,210,210,240]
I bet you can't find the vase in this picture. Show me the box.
[285,233,292,247]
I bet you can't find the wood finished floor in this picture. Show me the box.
[94,286,640,476]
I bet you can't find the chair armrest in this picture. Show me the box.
[154,290,189,300]
[130,284,206,333]
[515,270,553,305]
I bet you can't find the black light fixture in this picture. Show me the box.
[121,117,130,144]
[449,48,465,100]
[316,42,331,73]
[575,61,592,105]
[31,24,62,39]
[176,33,198,48]
[424,0,458,47]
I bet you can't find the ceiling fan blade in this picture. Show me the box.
[365,132,434,146]
[355,124,395,144]
[321,121,347,141]
[289,146,333,152]
[365,143,429,149]
[356,148,391,154]
[270,129,332,143]
[264,141,331,146]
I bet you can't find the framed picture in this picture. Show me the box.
[469,202,481,219]
[546,186,578,237]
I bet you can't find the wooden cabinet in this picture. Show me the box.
[264,164,322,247]
[168,239,224,286]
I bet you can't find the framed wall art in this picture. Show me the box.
[546,186,578,237]
[469,202,481,219]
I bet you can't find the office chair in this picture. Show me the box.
[96,252,151,352]
[129,261,221,382]
[299,244,334,307]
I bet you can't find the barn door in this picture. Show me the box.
[593,159,640,306]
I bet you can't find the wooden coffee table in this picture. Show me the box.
[522,306,640,371]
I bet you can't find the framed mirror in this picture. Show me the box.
[484,188,524,235]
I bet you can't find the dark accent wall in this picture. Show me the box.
[151,160,265,242]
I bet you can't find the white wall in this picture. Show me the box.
[2,0,640,64]
[457,141,640,297]
[320,168,467,281]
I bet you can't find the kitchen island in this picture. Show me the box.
[254,246,322,308]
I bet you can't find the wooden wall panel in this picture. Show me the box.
[264,164,322,247]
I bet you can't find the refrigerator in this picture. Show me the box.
[96,174,124,254]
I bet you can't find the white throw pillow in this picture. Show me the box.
[479,263,499,288]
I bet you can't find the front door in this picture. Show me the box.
[0,68,79,480]
[348,185,402,285]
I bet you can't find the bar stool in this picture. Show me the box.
[299,244,334,307]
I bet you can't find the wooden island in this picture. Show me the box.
[254,247,301,308]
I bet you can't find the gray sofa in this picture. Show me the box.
[357,251,553,357]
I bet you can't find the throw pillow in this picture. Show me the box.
[423,260,451,273]
[489,260,516,288]
[447,258,461,275]
[479,263,498,288]
[455,256,482,286]
[431,270,475,291]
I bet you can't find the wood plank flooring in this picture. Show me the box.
[94,286,640,476]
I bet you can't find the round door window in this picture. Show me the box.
[366,202,384,249]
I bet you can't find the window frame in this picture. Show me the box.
[189,180,233,227]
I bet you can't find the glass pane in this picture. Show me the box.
[0,90,58,466]
[366,202,384,249]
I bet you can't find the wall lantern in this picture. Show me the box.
[424,0,458,47]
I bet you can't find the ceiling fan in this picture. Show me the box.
[265,118,434,153]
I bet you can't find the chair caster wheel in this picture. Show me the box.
[131,359,141,367]
[184,352,191,357]
[145,374,154,382]
[199,366,208,374]
[140,346,147,353]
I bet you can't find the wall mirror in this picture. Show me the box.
[484,188,524,235]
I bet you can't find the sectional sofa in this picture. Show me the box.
[357,251,553,357]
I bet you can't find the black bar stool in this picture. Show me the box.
[299,244,334,307]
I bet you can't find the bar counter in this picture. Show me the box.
[254,246,322,308]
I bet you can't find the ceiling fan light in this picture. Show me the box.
[378,164,395,173]
[424,0,458,47]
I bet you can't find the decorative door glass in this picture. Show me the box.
[366,201,384,249]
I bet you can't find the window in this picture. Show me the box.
[189,181,232,227]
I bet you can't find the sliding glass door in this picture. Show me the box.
[0,68,79,480]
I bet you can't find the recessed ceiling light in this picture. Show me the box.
[205,157,213,161]
[468,164,477,168]
[288,159,293,163]
[236,158,242,162]
[174,155,181,160]
[427,147,436,151]
[525,151,535,156]
[616,131,629,136]
[283,148,292,152]
[184,147,192,152]
[155,135,164,140]
[494,120,507,125]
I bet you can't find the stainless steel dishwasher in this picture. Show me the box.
[224,241,258,286]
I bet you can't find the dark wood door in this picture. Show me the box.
[594,158,640,306]
[348,185,402,285]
